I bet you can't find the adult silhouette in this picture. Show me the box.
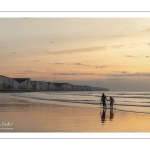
[101,93,107,108]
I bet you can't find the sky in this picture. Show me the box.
[1,18,150,91]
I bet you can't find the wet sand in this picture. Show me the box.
[0,93,150,132]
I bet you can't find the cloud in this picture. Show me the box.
[17,70,46,74]
[44,51,50,53]
[120,71,128,74]
[125,55,133,57]
[53,73,95,76]
[53,62,65,65]
[102,35,126,38]
[141,28,150,32]
[32,60,39,62]
[95,65,106,68]
[53,62,90,66]
[143,42,150,46]
[48,46,106,55]
[111,45,124,49]
[46,44,126,56]
[49,41,54,43]
[74,63,90,66]
[106,72,150,77]
[10,52,17,54]
[24,70,41,73]
[147,43,150,46]
[113,71,129,74]
[74,63,85,65]
[125,55,140,58]
[53,62,107,69]
[53,72,150,78]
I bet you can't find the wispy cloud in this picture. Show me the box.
[32,60,39,62]
[53,62,90,66]
[141,28,150,32]
[53,72,95,76]
[146,56,150,58]
[111,45,124,49]
[143,42,150,46]
[25,70,41,73]
[125,55,140,58]
[125,55,133,57]
[46,44,126,55]
[53,62,108,68]
[95,65,106,68]
[53,72,150,78]
[106,72,150,77]
[74,63,90,66]
[53,62,65,65]
[102,35,126,38]
[74,63,85,66]
[10,52,17,54]
[17,70,46,74]
[48,46,106,55]
[113,71,129,74]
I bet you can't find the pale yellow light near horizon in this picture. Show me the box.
[1,18,150,90]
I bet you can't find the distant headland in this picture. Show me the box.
[0,75,109,91]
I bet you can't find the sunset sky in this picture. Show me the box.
[1,18,150,91]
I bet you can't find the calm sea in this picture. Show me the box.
[9,91,150,114]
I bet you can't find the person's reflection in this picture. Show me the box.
[109,108,114,121]
[100,108,107,124]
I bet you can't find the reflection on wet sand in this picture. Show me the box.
[110,108,114,121]
[2,93,150,132]
[100,108,107,124]
[100,108,114,124]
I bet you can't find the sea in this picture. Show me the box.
[9,91,150,114]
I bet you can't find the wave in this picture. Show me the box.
[96,95,150,99]
[44,91,150,99]
[10,93,150,108]
[9,92,150,115]
[45,92,96,97]
[118,93,150,95]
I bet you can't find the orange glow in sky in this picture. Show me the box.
[1,18,150,91]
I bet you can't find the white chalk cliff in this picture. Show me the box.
[0,75,109,91]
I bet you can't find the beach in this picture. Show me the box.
[0,93,150,132]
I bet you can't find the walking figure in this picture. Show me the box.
[101,93,107,108]
[107,96,114,108]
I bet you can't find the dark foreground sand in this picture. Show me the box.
[0,93,150,132]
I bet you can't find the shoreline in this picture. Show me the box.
[1,93,150,132]
[3,92,150,115]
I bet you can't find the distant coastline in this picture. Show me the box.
[0,75,109,92]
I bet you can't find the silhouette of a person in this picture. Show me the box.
[107,96,114,108]
[101,93,107,108]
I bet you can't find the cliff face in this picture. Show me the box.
[31,81,57,91]
[0,75,16,90]
[53,83,109,91]
[53,83,73,91]
[13,78,32,90]
[31,81,48,91]
[0,75,109,91]
[0,76,31,90]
